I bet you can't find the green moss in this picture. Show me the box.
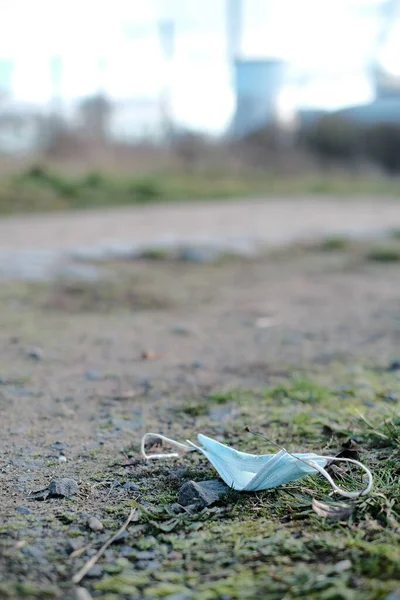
[366,245,400,263]
[94,572,149,594]
[319,236,351,251]
[268,376,332,404]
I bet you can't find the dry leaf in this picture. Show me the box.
[311,498,353,520]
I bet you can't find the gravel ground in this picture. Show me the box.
[0,199,399,599]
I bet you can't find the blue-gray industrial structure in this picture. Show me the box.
[230,58,287,137]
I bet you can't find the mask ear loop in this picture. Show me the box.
[306,456,373,499]
[141,433,194,460]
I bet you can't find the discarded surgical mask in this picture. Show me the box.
[141,433,373,499]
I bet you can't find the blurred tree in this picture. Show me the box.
[364,123,400,174]
[305,115,361,166]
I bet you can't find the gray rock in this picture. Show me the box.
[15,506,33,515]
[170,503,186,514]
[27,347,43,361]
[388,360,400,372]
[192,360,205,369]
[122,481,140,492]
[136,550,156,561]
[48,477,79,497]
[49,441,68,452]
[84,369,102,381]
[86,565,103,578]
[88,516,104,531]
[22,545,43,560]
[178,479,229,509]
[171,325,192,336]
[178,246,222,263]
[119,545,135,557]
[111,530,128,543]
[66,537,85,554]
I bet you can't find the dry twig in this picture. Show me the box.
[72,508,136,584]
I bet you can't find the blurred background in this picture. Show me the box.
[1,0,400,208]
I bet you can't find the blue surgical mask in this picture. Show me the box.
[141,433,373,499]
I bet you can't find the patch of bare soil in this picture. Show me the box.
[0,242,399,599]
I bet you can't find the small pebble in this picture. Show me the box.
[135,550,156,561]
[15,506,33,515]
[84,369,102,381]
[122,481,140,492]
[58,455,67,464]
[118,545,135,557]
[88,516,104,532]
[86,565,103,578]
[171,325,192,336]
[388,360,400,372]
[75,587,94,600]
[334,559,352,573]
[22,545,43,560]
[178,479,229,509]
[192,360,205,370]
[67,537,85,554]
[48,477,79,497]
[111,530,128,543]
[27,347,43,361]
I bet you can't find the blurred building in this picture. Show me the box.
[334,66,400,125]
[229,58,295,137]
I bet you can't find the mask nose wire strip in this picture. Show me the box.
[306,456,373,498]
[141,433,194,460]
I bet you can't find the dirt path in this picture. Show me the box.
[0,199,400,600]
[0,197,399,251]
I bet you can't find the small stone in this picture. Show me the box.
[135,550,156,561]
[179,246,221,263]
[121,481,140,492]
[388,360,400,372]
[27,347,43,361]
[75,587,94,600]
[171,325,192,336]
[67,537,85,554]
[48,477,79,497]
[111,529,128,543]
[178,479,229,509]
[84,369,101,381]
[58,455,67,464]
[334,559,352,572]
[49,441,68,452]
[22,545,43,560]
[192,360,205,369]
[119,545,135,557]
[88,516,104,532]
[15,506,33,515]
[86,565,103,578]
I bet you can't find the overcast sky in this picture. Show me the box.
[0,0,399,131]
